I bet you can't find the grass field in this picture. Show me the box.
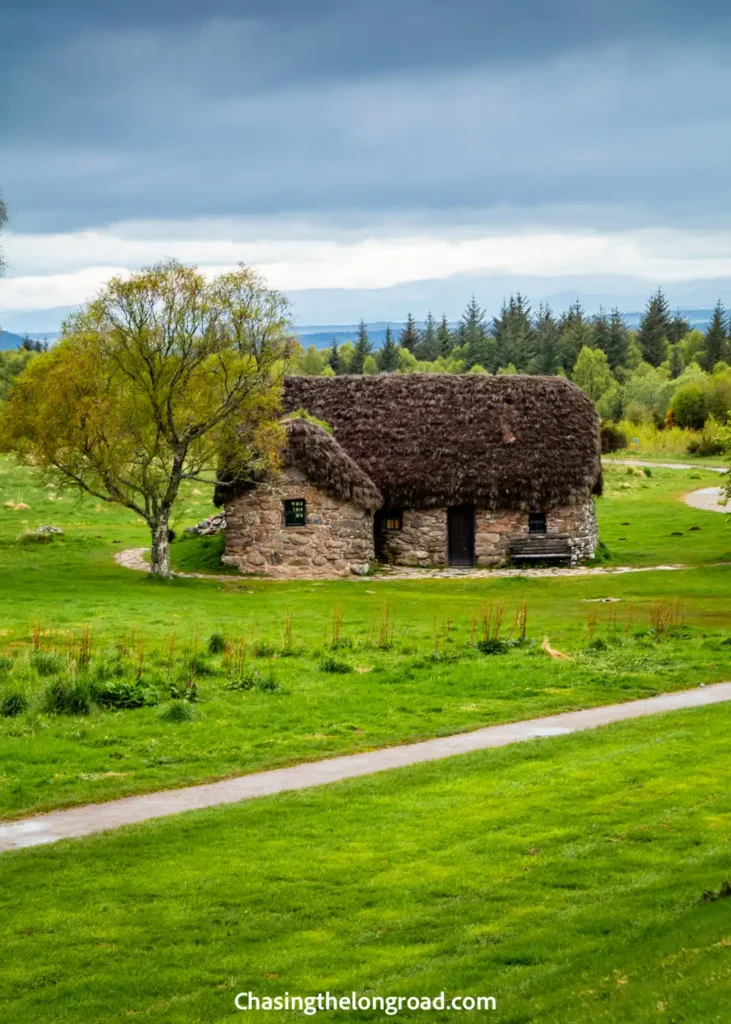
[2,458,731,819]
[3,703,731,1023]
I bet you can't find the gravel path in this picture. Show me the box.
[2,682,730,853]
[684,487,730,513]
[604,458,727,473]
[114,547,729,583]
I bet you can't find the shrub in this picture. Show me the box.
[207,633,227,655]
[188,653,214,676]
[257,675,279,692]
[600,421,627,453]
[94,657,126,681]
[43,676,92,715]
[91,677,159,709]
[671,383,710,430]
[30,650,64,677]
[159,700,195,723]
[1,691,29,717]
[686,416,726,456]
[320,656,354,674]
[225,671,260,691]
[476,638,508,655]
[254,642,277,659]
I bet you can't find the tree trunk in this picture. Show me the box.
[150,517,172,578]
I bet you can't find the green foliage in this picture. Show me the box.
[0,260,294,579]
[159,700,195,723]
[30,650,64,676]
[91,677,159,709]
[558,300,594,372]
[638,289,670,367]
[437,314,454,357]
[43,676,92,715]
[377,326,400,373]
[600,421,628,453]
[459,296,493,369]
[398,312,421,353]
[283,408,333,433]
[207,633,227,654]
[350,320,372,374]
[573,346,613,401]
[671,382,710,429]
[415,312,440,361]
[319,655,354,674]
[492,293,533,371]
[362,354,378,375]
[700,300,728,371]
[1,691,29,717]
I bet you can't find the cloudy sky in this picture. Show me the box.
[2,0,731,329]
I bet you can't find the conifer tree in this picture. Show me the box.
[602,308,629,371]
[416,311,440,361]
[669,344,684,379]
[701,300,728,370]
[492,293,535,371]
[460,296,493,370]
[350,320,372,374]
[638,289,670,366]
[398,312,421,353]
[533,304,560,375]
[437,314,453,357]
[557,300,593,372]
[667,312,691,345]
[326,337,341,375]
[377,326,400,373]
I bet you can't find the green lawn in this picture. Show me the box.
[3,703,731,1023]
[2,457,731,820]
[598,464,731,566]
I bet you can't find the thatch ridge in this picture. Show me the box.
[282,417,382,510]
[283,374,602,510]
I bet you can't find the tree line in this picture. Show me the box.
[295,290,730,379]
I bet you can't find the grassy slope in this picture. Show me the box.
[3,704,731,1023]
[2,458,731,818]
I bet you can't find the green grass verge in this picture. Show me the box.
[3,704,731,1023]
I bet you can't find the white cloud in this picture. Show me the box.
[4,221,731,314]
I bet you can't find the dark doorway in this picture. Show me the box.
[447,505,476,566]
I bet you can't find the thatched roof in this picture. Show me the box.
[283,374,602,510]
[216,417,382,511]
[282,417,382,510]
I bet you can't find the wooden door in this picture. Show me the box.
[447,505,475,566]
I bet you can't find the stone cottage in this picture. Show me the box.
[217,373,602,577]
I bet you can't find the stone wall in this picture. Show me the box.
[380,499,598,568]
[378,508,447,567]
[223,466,374,578]
[476,499,598,566]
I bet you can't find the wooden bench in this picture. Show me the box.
[510,533,572,565]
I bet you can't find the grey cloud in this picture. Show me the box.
[2,1,731,232]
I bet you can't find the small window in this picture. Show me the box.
[383,509,403,531]
[528,512,547,534]
[283,498,307,527]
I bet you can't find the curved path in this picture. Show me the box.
[2,681,730,852]
[684,487,730,513]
